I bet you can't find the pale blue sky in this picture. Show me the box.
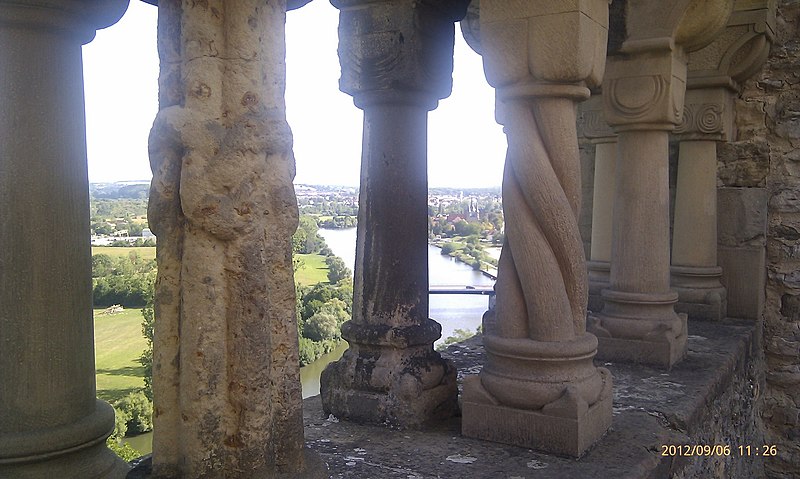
[82,1,505,187]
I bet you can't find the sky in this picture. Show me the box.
[82,1,506,187]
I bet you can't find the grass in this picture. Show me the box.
[92,246,156,261]
[92,251,328,402]
[294,253,329,286]
[94,308,147,403]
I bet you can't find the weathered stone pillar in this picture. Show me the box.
[671,2,775,321]
[460,0,613,457]
[320,0,467,428]
[147,1,325,477]
[581,95,617,313]
[0,1,130,478]
[591,0,732,368]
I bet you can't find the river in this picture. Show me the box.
[123,227,494,454]
[318,227,494,350]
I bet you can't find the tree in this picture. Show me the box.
[326,256,351,284]
[92,254,114,277]
[303,312,340,341]
[292,215,324,254]
[115,391,153,434]
[455,220,482,236]
[318,298,350,325]
[139,292,154,401]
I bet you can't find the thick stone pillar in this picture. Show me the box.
[320,0,467,428]
[581,95,617,313]
[0,2,130,478]
[146,1,325,477]
[461,0,613,457]
[591,0,733,368]
[670,2,775,321]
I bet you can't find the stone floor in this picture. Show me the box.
[304,319,766,479]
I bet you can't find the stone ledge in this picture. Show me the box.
[304,319,764,478]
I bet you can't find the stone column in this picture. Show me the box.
[320,0,467,428]
[581,95,617,313]
[0,2,130,478]
[146,1,325,477]
[461,0,613,457]
[591,0,733,368]
[671,133,727,320]
[670,2,775,321]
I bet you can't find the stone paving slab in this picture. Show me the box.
[304,319,761,478]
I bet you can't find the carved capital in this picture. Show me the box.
[335,0,467,109]
[621,0,732,54]
[686,0,776,90]
[673,87,734,141]
[0,0,129,43]
[602,50,687,131]
[578,94,615,141]
[479,0,608,91]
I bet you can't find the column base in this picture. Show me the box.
[320,319,458,428]
[587,260,610,313]
[671,265,727,321]
[0,400,130,479]
[462,369,612,457]
[590,290,688,369]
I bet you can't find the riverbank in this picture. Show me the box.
[429,239,498,280]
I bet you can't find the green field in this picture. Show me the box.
[93,252,328,401]
[92,246,156,261]
[94,308,147,403]
[294,253,329,286]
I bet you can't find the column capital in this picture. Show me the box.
[579,93,616,143]
[674,0,776,142]
[480,0,608,95]
[686,0,775,91]
[674,87,734,141]
[602,0,735,132]
[334,0,467,110]
[0,0,129,43]
[602,49,688,131]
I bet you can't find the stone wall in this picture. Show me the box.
[744,1,800,477]
[672,324,766,479]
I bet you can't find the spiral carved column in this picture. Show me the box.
[461,0,612,457]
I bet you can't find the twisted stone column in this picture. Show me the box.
[461,0,612,457]
[147,1,325,477]
[591,0,733,368]
[320,0,467,428]
[671,2,774,320]
[0,2,130,478]
[580,94,617,313]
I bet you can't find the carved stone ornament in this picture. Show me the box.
[334,0,468,107]
[686,0,776,89]
[675,102,725,136]
[603,55,688,131]
[579,93,615,141]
